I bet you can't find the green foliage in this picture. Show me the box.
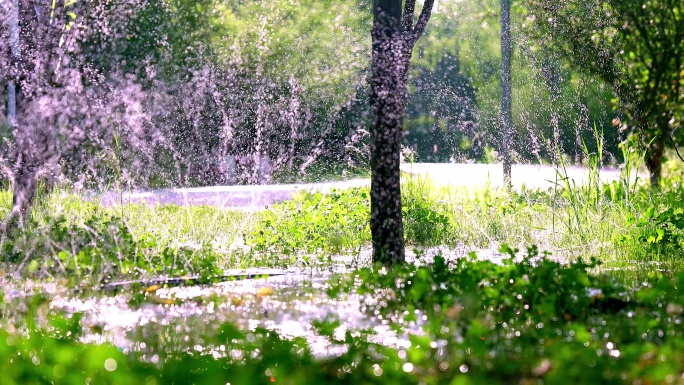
[3,170,684,383]
[8,156,684,280]
[404,11,479,162]
[624,206,684,255]
[329,246,684,383]
[402,178,453,246]
[4,247,683,384]
[71,0,627,186]
[247,181,458,261]
[1,213,223,284]
[523,0,684,181]
[350,245,608,323]
[276,160,371,184]
[248,188,371,262]
[0,320,156,385]
[423,0,621,164]
[220,0,368,91]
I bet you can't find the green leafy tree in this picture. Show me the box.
[0,0,178,234]
[72,0,373,186]
[524,0,684,186]
[212,0,372,182]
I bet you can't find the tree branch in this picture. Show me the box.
[666,126,684,164]
[625,8,655,59]
[668,4,683,103]
[409,0,435,49]
[402,0,416,34]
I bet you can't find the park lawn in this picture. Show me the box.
[0,164,683,383]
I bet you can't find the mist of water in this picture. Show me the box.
[0,0,622,228]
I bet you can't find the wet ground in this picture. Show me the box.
[0,246,565,359]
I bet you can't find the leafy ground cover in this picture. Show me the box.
[1,161,684,383]
[0,247,683,384]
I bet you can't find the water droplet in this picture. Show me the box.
[104,358,117,371]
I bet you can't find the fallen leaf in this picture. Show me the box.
[256,286,274,298]
[230,296,244,307]
[445,304,463,320]
[145,284,162,293]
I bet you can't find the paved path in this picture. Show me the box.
[98,178,371,209]
[400,163,628,189]
[97,163,632,209]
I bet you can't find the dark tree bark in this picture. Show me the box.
[500,0,512,188]
[645,128,666,187]
[370,0,434,266]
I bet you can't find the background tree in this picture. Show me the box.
[501,0,512,187]
[524,0,684,186]
[405,1,620,167]
[405,49,478,161]
[0,0,165,235]
[114,0,373,186]
[370,0,434,265]
[0,0,90,232]
[0,0,634,242]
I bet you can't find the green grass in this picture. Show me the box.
[2,162,684,383]
[2,159,684,282]
[273,159,371,184]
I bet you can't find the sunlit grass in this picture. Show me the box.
[1,157,684,282]
[403,167,684,279]
[28,188,255,248]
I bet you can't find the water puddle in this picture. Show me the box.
[1,245,569,359]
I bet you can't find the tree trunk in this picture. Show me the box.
[370,0,406,265]
[500,0,513,188]
[645,131,665,187]
[368,0,434,266]
[10,165,38,227]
